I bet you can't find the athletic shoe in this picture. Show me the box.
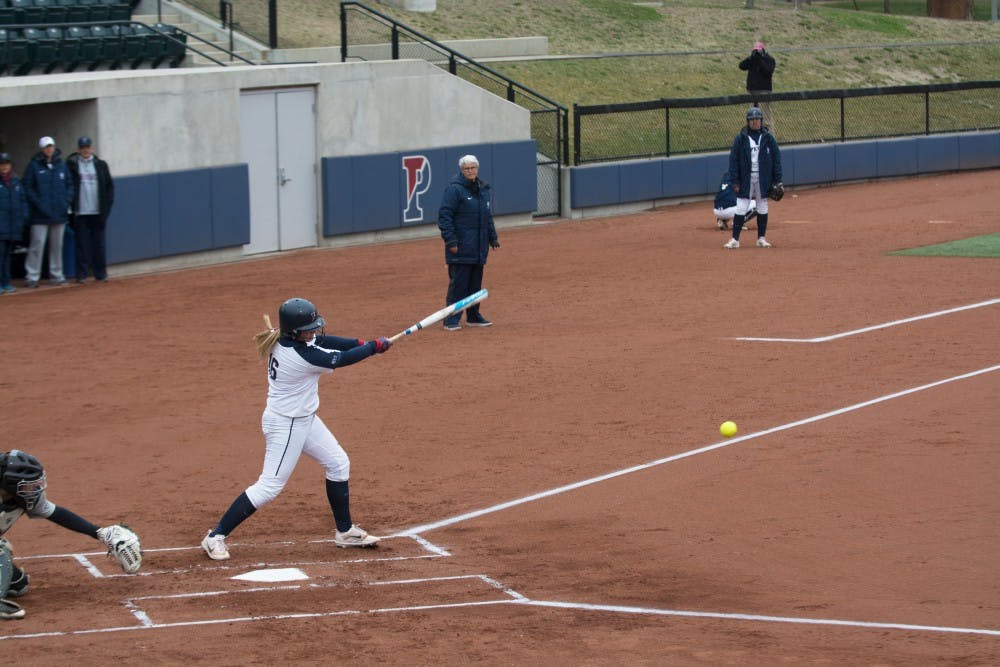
[24,281,38,288]
[717,218,728,230]
[756,237,772,248]
[0,599,25,620]
[51,278,67,286]
[334,524,380,548]
[466,317,492,327]
[6,570,29,598]
[201,531,230,560]
[443,321,461,331]
[724,238,740,249]
[1,285,14,294]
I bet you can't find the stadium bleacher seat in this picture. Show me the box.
[83,0,108,22]
[11,0,43,24]
[0,2,18,26]
[99,0,128,22]
[153,22,184,67]
[49,24,80,70]
[22,25,58,73]
[36,0,65,23]
[0,28,31,74]
[62,0,89,23]
[88,23,116,68]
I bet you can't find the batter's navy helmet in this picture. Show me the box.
[0,450,47,510]
[746,106,764,121]
[278,298,325,336]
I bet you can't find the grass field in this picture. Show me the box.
[890,231,1000,257]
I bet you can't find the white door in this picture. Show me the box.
[240,88,318,254]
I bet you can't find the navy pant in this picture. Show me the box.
[73,215,107,281]
[444,263,484,325]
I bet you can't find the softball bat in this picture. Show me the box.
[389,289,489,343]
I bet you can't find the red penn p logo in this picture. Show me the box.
[402,155,432,223]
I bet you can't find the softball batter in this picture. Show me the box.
[201,298,392,560]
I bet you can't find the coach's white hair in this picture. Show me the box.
[458,154,479,167]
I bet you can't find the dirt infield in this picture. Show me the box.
[1,170,997,664]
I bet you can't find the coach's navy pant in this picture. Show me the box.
[444,263,484,325]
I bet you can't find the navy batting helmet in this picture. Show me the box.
[0,450,47,510]
[278,298,325,336]
[746,106,764,121]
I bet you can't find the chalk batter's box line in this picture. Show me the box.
[732,297,999,343]
[16,534,450,579]
[125,574,525,629]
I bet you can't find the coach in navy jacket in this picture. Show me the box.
[437,154,499,330]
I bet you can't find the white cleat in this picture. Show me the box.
[723,238,740,249]
[334,524,381,548]
[756,237,772,248]
[201,531,230,560]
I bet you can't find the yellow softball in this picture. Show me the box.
[719,420,738,438]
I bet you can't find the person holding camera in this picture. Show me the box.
[739,40,777,135]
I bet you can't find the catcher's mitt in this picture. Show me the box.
[768,182,785,201]
[98,524,142,574]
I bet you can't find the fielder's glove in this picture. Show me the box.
[98,524,143,574]
[768,182,785,201]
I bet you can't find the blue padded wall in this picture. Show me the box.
[835,142,878,181]
[107,174,160,264]
[211,164,251,247]
[620,160,662,203]
[876,138,918,177]
[159,169,214,256]
[322,140,537,237]
[917,135,959,173]
[783,144,836,185]
[107,164,250,265]
[958,132,1000,170]
[570,164,620,208]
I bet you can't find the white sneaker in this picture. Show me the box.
[756,237,772,248]
[723,238,739,249]
[201,531,230,560]
[334,524,380,548]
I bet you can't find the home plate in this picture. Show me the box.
[232,568,309,582]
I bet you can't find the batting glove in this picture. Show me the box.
[374,337,392,353]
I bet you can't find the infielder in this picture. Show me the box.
[1,450,142,620]
[724,106,783,249]
[201,298,392,561]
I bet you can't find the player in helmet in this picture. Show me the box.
[1,450,143,620]
[200,298,393,561]
[723,106,783,249]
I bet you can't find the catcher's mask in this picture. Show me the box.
[746,106,764,123]
[278,298,326,338]
[0,450,47,510]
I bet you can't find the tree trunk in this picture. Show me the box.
[926,0,973,19]
[883,0,890,13]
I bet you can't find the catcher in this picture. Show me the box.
[1,449,142,620]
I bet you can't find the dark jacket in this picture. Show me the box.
[0,172,29,242]
[728,127,782,198]
[714,175,737,210]
[437,173,498,265]
[739,49,776,92]
[21,150,74,225]
[66,152,115,222]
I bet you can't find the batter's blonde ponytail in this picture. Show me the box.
[253,314,281,359]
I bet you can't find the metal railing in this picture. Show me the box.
[339,1,568,217]
[573,81,1000,165]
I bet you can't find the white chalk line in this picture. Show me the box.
[395,363,1000,538]
[734,298,1000,343]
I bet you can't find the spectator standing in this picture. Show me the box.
[739,40,777,134]
[0,153,29,294]
[724,107,782,249]
[437,155,499,331]
[66,136,114,283]
[21,136,74,288]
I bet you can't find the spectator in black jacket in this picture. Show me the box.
[739,40,777,135]
[66,136,114,283]
[0,153,29,294]
[21,136,74,288]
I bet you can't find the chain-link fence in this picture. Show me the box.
[574,81,1000,164]
[340,1,568,217]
